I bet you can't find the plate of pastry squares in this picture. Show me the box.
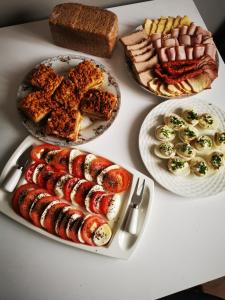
[120,15,218,98]
[17,55,120,146]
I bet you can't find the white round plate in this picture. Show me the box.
[139,97,225,198]
[17,55,120,147]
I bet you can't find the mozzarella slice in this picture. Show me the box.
[68,149,83,174]
[32,163,45,184]
[97,165,120,186]
[70,179,87,204]
[77,215,92,244]
[40,200,62,227]
[45,150,61,163]
[106,194,121,221]
[93,224,112,246]
[55,206,73,235]
[29,192,49,217]
[54,174,72,198]
[66,213,82,238]
[84,154,96,181]
[84,185,104,213]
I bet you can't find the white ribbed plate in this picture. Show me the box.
[139,97,225,198]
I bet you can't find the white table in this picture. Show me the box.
[1,0,225,299]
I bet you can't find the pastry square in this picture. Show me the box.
[20,91,52,123]
[53,79,81,110]
[80,88,117,120]
[30,64,64,95]
[68,61,103,92]
[46,108,81,141]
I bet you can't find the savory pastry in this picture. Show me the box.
[214,131,225,148]
[154,142,176,159]
[182,108,199,126]
[179,125,198,143]
[168,156,190,176]
[194,135,213,152]
[79,88,117,120]
[190,157,209,176]
[198,113,218,129]
[68,60,103,92]
[53,79,81,110]
[175,143,196,160]
[155,125,175,141]
[164,113,186,130]
[208,151,224,170]
[20,91,52,123]
[30,64,63,95]
[46,108,81,141]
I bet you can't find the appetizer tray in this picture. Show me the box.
[17,55,121,146]
[0,136,154,259]
[139,98,225,198]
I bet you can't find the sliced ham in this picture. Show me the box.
[202,63,218,81]
[127,43,153,57]
[187,22,197,35]
[195,26,212,37]
[180,25,188,35]
[191,34,203,45]
[137,69,154,87]
[205,44,216,60]
[126,39,150,51]
[153,38,162,49]
[185,47,194,60]
[193,45,205,59]
[171,28,180,38]
[166,47,176,61]
[133,55,158,73]
[132,48,155,63]
[151,33,162,41]
[163,38,177,48]
[179,35,191,46]
[203,37,214,44]
[175,46,186,60]
[120,30,148,46]
[158,48,169,63]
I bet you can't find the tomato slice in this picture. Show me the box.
[102,168,132,193]
[89,157,112,181]
[63,177,79,201]
[41,201,68,234]
[99,194,114,216]
[31,143,60,162]
[30,195,57,228]
[73,181,94,206]
[11,183,36,213]
[69,216,84,243]
[88,191,105,214]
[71,154,86,178]
[24,162,40,183]
[36,165,54,188]
[50,149,70,172]
[19,188,47,220]
[80,215,106,246]
[45,171,65,195]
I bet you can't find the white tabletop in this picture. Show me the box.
[1,0,225,299]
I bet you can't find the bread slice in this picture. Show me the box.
[148,78,160,95]
[163,17,174,33]
[172,16,181,28]
[144,19,153,35]
[186,73,211,93]
[166,84,183,96]
[20,91,52,123]
[46,108,81,141]
[180,81,193,93]
[158,82,174,97]
[150,19,159,34]
[156,17,167,33]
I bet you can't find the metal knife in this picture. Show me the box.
[2,146,32,192]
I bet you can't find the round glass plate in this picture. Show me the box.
[139,97,225,198]
[17,55,121,147]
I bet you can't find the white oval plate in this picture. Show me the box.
[17,55,121,147]
[139,97,225,198]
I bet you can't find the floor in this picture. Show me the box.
[160,287,222,300]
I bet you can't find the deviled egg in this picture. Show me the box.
[155,125,175,142]
[164,113,186,130]
[154,142,176,159]
[194,135,213,152]
[179,125,199,143]
[214,131,225,148]
[168,156,190,176]
[182,108,199,126]
[208,151,224,170]
[198,113,218,130]
[175,143,196,160]
[190,157,209,176]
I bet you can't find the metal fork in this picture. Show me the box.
[124,177,145,235]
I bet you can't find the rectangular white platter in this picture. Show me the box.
[0,135,154,259]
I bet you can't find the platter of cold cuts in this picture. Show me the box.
[0,136,154,259]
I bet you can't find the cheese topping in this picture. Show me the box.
[55,205,74,234]
[66,213,81,238]
[68,149,82,174]
[32,163,45,183]
[40,200,61,227]
[84,154,96,181]
[70,179,87,204]
[106,194,121,221]
[84,185,104,212]
[29,192,49,217]
[54,174,72,198]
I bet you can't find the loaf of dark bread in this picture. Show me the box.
[49,3,118,58]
